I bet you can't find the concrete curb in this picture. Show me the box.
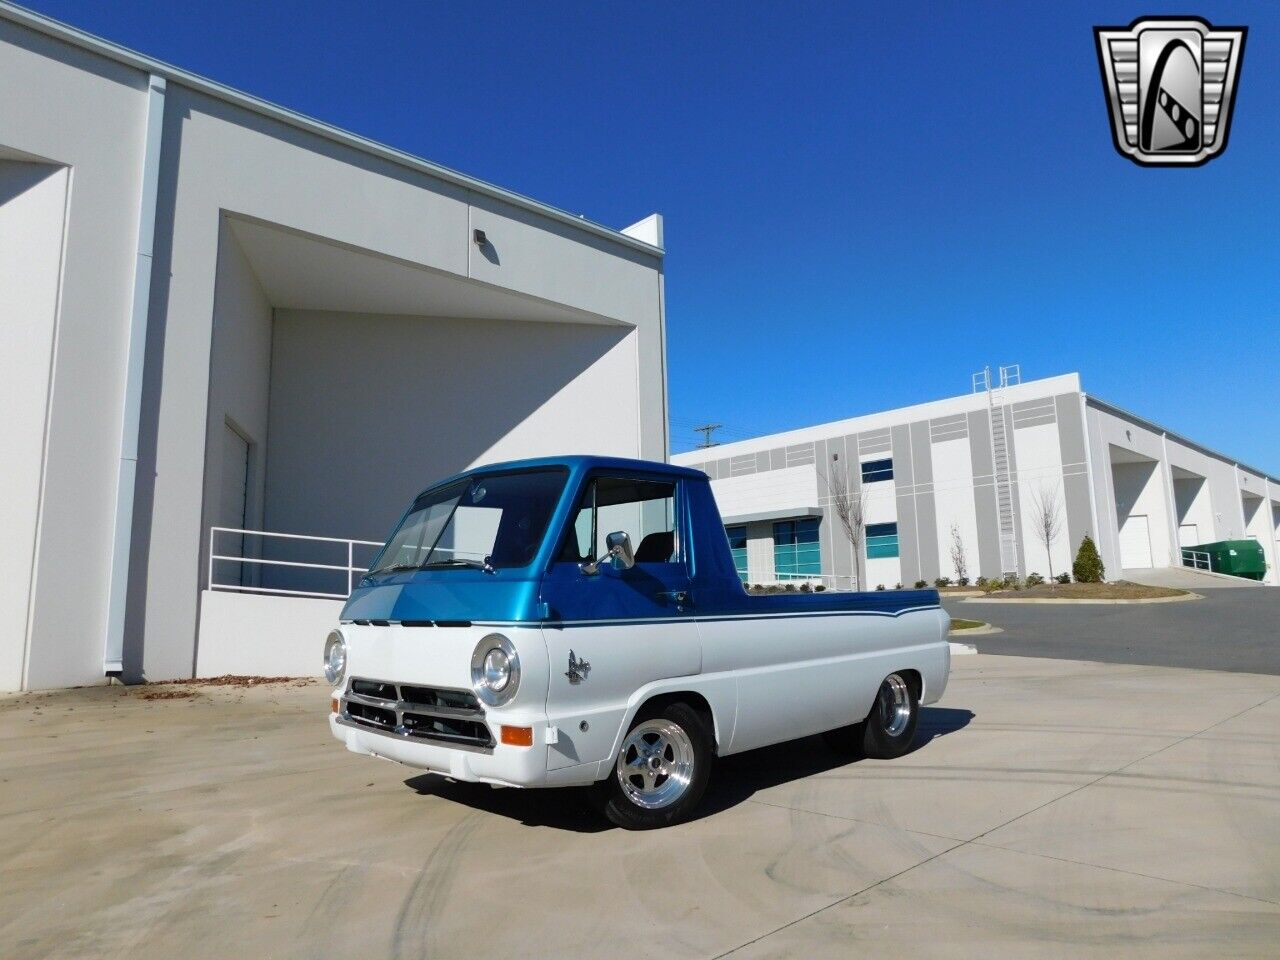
[963,591,1203,606]
[939,590,984,598]
[948,641,978,655]
[950,623,1003,636]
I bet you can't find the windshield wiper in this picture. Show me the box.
[369,562,424,575]
[420,558,495,574]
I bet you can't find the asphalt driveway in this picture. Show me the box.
[2,655,1278,959]
[949,586,1280,675]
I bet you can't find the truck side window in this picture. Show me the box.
[559,476,679,564]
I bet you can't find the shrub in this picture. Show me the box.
[875,583,886,591]
[799,582,812,592]
[980,577,1003,594]
[934,577,952,588]
[1073,535,1105,583]
[784,582,797,592]
[975,576,988,588]
[1025,572,1045,587]
[957,576,970,587]
[814,584,826,592]
[1054,572,1071,584]
[914,580,928,589]
[894,582,903,590]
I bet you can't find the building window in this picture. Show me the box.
[861,458,894,483]
[725,526,748,581]
[866,522,900,559]
[773,518,820,578]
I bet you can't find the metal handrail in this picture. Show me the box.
[738,570,859,592]
[209,526,384,600]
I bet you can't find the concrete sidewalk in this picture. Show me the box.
[2,657,1278,959]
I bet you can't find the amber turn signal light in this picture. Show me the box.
[500,725,533,747]
[330,698,340,714]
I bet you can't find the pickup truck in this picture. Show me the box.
[327,456,950,829]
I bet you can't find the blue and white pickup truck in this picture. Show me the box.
[327,456,950,828]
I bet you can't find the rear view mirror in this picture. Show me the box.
[605,531,635,570]
[581,531,635,575]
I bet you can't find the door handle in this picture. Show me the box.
[657,590,690,611]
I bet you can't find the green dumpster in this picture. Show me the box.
[1183,540,1267,581]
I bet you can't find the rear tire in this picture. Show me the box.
[860,672,919,759]
[600,702,712,830]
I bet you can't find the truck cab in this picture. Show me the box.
[328,456,950,828]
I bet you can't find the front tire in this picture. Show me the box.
[600,702,712,829]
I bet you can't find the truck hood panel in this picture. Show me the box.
[342,575,541,624]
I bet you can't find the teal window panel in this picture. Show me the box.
[865,521,899,559]
[773,518,821,577]
[726,525,748,580]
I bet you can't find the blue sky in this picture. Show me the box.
[23,1,1279,469]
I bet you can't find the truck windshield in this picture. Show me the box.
[366,468,567,576]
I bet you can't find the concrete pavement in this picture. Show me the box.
[2,657,1278,959]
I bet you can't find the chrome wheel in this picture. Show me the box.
[877,674,912,737]
[616,718,696,810]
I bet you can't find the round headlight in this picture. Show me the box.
[483,647,511,691]
[324,629,347,686]
[471,634,519,706]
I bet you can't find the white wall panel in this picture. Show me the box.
[930,436,979,582]
[1012,421,1073,580]
[708,464,818,523]
[264,311,639,545]
[0,163,68,690]
[0,21,148,690]
[195,590,339,678]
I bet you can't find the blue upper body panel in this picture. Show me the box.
[340,455,939,624]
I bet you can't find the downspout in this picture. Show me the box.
[1078,393,1101,542]
[104,74,166,674]
[1159,431,1180,566]
[1232,463,1247,539]
[1266,477,1278,585]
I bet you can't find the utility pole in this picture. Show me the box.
[693,423,723,448]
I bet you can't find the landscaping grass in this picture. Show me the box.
[987,581,1188,600]
[949,618,986,631]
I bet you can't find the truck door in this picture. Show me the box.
[539,473,701,771]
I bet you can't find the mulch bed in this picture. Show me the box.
[986,581,1186,600]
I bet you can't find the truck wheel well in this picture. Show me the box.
[898,669,923,700]
[636,692,718,754]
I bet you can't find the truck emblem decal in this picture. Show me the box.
[565,650,591,684]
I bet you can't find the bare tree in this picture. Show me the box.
[1029,483,1065,584]
[821,462,869,590]
[949,523,968,584]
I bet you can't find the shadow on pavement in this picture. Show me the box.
[404,705,975,832]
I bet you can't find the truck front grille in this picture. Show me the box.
[340,677,493,752]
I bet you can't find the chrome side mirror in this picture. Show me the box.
[581,531,635,575]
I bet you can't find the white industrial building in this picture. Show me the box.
[673,370,1280,590]
[1,4,668,691]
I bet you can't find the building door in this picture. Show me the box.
[1178,523,1199,548]
[218,424,250,586]
[1118,514,1153,569]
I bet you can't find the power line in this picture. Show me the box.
[692,423,723,448]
